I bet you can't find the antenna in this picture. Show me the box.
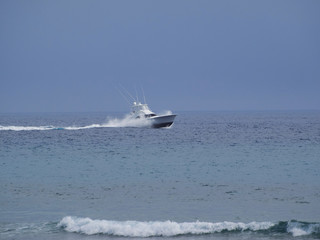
[119,84,136,102]
[134,85,139,103]
[140,83,147,104]
[115,86,130,105]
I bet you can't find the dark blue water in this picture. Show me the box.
[1,111,320,239]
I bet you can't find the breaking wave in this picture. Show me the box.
[1,217,319,238]
[287,221,320,237]
[57,216,320,237]
[0,115,151,131]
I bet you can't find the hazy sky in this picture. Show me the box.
[1,0,319,112]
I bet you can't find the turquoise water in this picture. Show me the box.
[1,111,320,239]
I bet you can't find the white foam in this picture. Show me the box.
[289,228,308,237]
[57,216,275,237]
[287,221,320,237]
[0,115,152,131]
[103,114,152,128]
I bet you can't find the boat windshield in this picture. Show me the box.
[145,114,157,118]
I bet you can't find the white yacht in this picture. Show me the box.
[131,101,176,128]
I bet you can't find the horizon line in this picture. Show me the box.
[0,109,319,114]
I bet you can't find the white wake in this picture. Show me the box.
[0,114,152,131]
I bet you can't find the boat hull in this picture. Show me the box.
[150,115,176,128]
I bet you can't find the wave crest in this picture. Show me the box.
[57,216,275,237]
[2,218,319,238]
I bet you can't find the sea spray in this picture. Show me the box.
[158,110,173,116]
[103,114,152,128]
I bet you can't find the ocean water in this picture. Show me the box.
[0,111,320,240]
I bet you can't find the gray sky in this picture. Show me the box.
[1,0,319,112]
